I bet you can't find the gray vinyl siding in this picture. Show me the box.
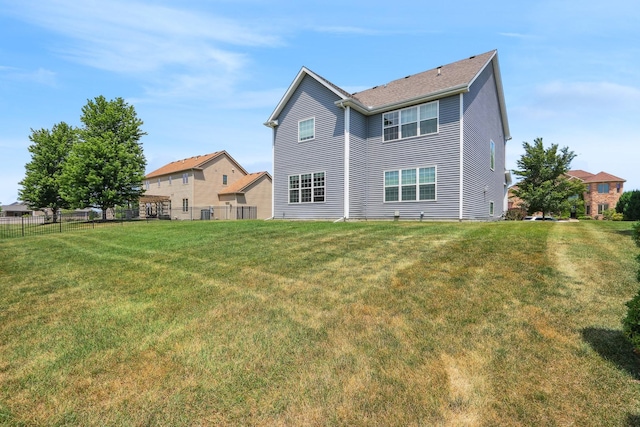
[348,108,368,218]
[362,95,461,220]
[462,64,507,220]
[272,75,345,219]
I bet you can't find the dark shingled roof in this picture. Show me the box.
[351,50,496,109]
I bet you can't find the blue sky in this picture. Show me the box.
[1,0,638,205]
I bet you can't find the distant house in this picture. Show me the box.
[507,170,626,219]
[0,202,39,217]
[567,170,625,218]
[265,50,511,220]
[142,151,272,220]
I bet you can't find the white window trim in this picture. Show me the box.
[382,100,439,142]
[288,171,326,204]
[490,140,495,171]
[157,178,161,187]
[489,201,495,216]
[182,172,189,184]
[298,117,315,142]
[383,166,437,203]
[168,176,172,186]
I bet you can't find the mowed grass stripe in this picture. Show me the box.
[0,220,638,425]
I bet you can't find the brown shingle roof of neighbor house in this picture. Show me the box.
[351,50,497,109]
[218,171,271,195]
[582,171,625,183]
[145,151,248,178]
[567,170,625,183]
[566,169,594,180]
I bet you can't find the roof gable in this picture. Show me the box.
[265,67,351,125]
[218,171,272,195]
[146,151,248,178]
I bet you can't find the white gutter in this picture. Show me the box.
[334,83,469,116]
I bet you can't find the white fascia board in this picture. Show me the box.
[266,67,349,125]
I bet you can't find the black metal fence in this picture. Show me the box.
[0,209,140,239]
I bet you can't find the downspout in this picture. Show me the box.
[459,93,464,221]
[344,105,351,220]
[272,125,275,219]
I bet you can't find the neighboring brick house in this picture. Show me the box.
[508,170,626,219]
[142,151,272,220]
[567,170,625,218]
[264,50,511,220]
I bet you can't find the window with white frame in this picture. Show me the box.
[298,117,315,142]
[384,166,436,202]
[289,171,325,203]
[489,201,495,216]
[383,101,438,142]
[490,140,495,170]
[145,180,149,190]
[168,176,172,186]
[157,178,161,187]
[598,203,609,214]
[182,173,188,184]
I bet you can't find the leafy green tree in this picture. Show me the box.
[616,190,640,221]
[61,96,146,220]
[512,137,586,218]
[18,122,77,222]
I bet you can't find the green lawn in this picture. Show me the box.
[1,220,639,426]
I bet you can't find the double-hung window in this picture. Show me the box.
[298,117,315,142]
[383,101,438,142]
[182,173,189,184]
[289,172,325,203]
[384,167,436,202]
[182,198,189,212]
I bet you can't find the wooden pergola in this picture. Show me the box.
[139,195,171,219]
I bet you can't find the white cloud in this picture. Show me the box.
[2,0,283,98]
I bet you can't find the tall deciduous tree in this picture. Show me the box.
[18,122,77,222]
[61,96,146,220]
[512,137,585,218]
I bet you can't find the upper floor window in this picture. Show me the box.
[289,171,325,203]
[383,101,438,142]
[490,140,495,170]
[298,117,315,142]
[223,174,228,185]
[145,180,149,190]
[182,173,189,184]
[616,183,621,193]
[157,178,161,187]
[597,183,609,193]
[384,166,436,202]
[168,176,172,186]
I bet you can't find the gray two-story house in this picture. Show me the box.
[264,50,511,221]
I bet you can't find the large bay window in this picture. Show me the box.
[383,101,438,142]
[384,166,436,202]
[289,172,325,203]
